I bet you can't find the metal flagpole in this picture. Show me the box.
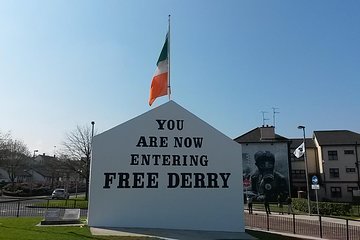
[168,14,171,101]
[298,125,311,215]
[303,136,311,215]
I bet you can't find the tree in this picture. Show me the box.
[62,124,95,200]
[0,136,30,189]
[0,131,11,184]
[0,131,11,151]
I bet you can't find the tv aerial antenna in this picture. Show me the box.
[272,107,280,128]
[261,111,269,126]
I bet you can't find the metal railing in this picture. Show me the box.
[0,198,88,218]
[245,212,360,240]
[2,198,360,239]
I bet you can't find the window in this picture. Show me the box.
[329,168,339,178]
[346,168,356,173]
[347,186,358,192]
[331,187,342,198]
[328,151,338,160]
[291,170,306,179]
[344,150,354,154]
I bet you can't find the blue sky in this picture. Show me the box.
[0,0,359,155]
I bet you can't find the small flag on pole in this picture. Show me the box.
[149,33,169,106]
[294,142,305,158]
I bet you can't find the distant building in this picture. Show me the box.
[313,130,360,202]
[234,125,291,201]
[0,167,31,183]
[235,126,360,203]
[34,153,57,165]
[1,153,84,192]
[0,168,9,183]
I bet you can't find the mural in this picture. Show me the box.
[243,144,290,202]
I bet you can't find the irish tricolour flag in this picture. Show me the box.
[149,34,169,106]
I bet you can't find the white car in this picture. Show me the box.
[51,189,69,199]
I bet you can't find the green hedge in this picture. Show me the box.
[3,183,52,197]
[293,198,351,216]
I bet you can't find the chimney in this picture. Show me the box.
[260,125,275,140]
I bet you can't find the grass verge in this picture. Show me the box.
[0,217,92,240]
[0,217,157,240]
[0,217,309,240]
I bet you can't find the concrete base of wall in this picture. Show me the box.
[90,227,255,240]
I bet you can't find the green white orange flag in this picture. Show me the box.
[149,34,169,106]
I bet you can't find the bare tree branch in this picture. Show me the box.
[0,135,30,188]
[61,124,95,200]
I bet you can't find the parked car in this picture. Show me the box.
[51,188,69,199]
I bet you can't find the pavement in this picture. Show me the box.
[246,228,325,240]
[89,210,360,240]
[90,225,328,240]
[90,227,255,240]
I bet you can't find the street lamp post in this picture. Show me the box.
[85,121,95,200]
[31,150,38,195]
[298,125,311,215]
[90,121,95,172]
[90,121,95,174]
[91,121,95,142]
[33,150,38,158]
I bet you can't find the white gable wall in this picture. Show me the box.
[88,101,244,232]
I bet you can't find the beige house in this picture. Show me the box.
[313,130,360,202]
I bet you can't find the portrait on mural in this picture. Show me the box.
[243,147,289,202]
